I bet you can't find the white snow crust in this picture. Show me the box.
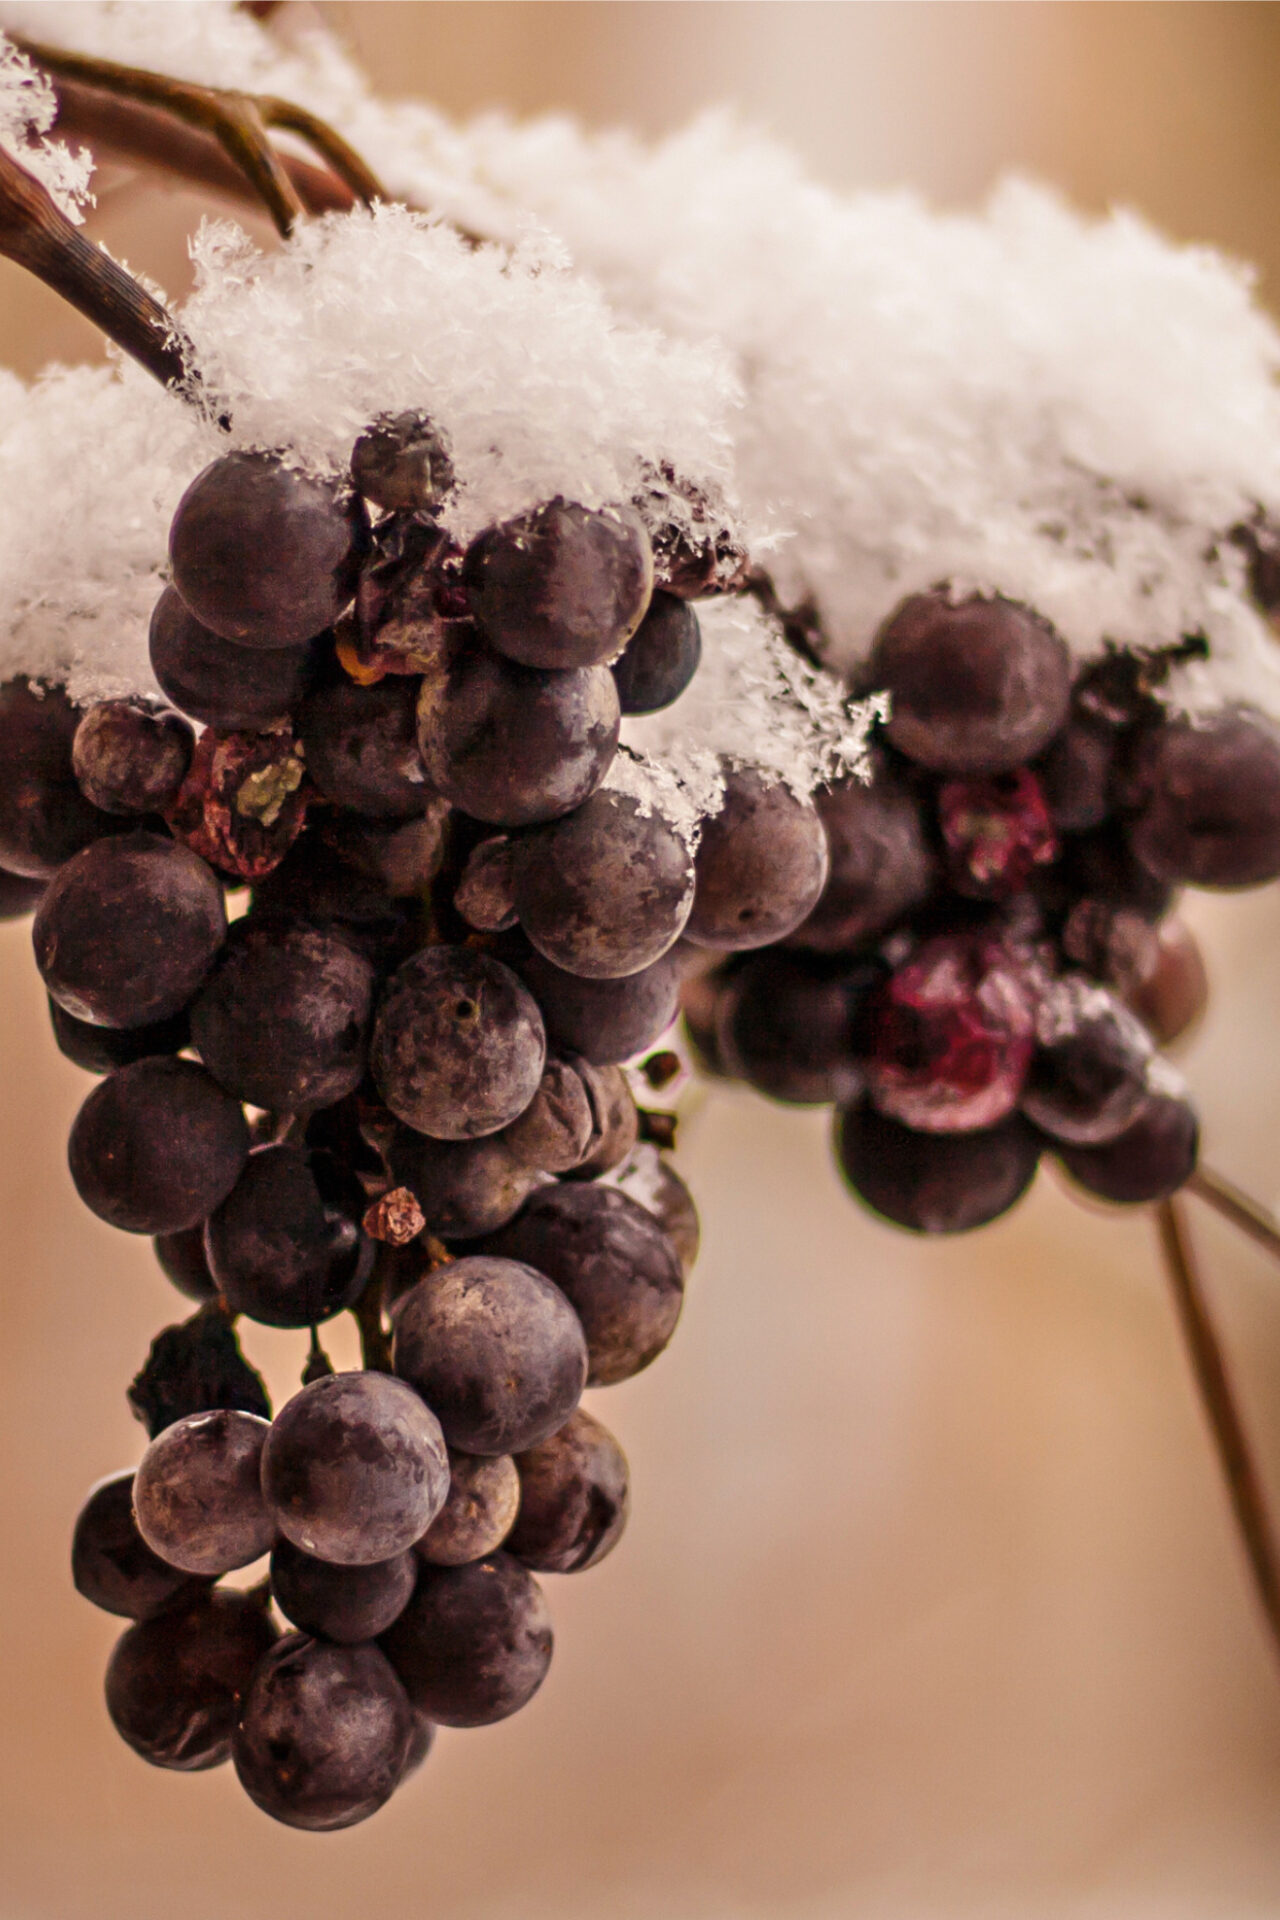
[5,0,1280,754]
[0,196,744,711]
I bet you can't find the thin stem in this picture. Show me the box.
[352,1271,393,1373]
[0,141,199,398]
[1154,1196,1280,1662]
[1187,1165,1280,1265]
[302,1325,334,1385]
[16,40,315,235]
[49,73,358,217]
[257,97,385,208]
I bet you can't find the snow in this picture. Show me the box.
[0,195,745,712]
[4,0,1280,758]
[0,29,92,219]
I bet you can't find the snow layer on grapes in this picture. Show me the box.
[24,3,1279,717]
[417,119,1280,721]
[620,597,884,831]
[0,204,742,708]
[12,2,1280,728]
[0,29,92,219]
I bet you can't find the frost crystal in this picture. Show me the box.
[622,596,884,820]
[0,30,92,220]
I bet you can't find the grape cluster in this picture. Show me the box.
[688,591,1280,1233]
[7,410,1275,1828]
[4,417,717,1829]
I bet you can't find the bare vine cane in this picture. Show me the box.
[11,38,385,238]
[0,140,201,399]
[44,68,361,220]
[1154,1195,1280,1663]
[1188,1163,1280,1264]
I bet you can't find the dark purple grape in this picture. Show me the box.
[247,828,419,969]
[105,1589,276,1770]
[454,835,517,931]
[393,1255,587,1453]
[508,1408,628,1574]
[1126,708,1280,888]
[388,1127,539,1240]
[680,955,731,1077]
[1053,1079,1198,1203]
[34,830,226,1028]
[611,592,701,713]
[398,1710,436,1783]
[371,945,546,1140]
[1035,716,1116,832]
[1060,898,1161,995]
[299,674,434,818]
[685,767,829,951]
[134,1407,274,1574]
[48,994,189,1074]
[153,1226,220,1303]
[788,761,935,953]
[270,1538,417,1643]
[567,1061,639,1179]
[639,1158,700,1272]
[71,700,193,815]
[499,1056,594,1173]
[233,1635,412,1830]
[716,951,869,1105]
[515,946,680,1064]
[261,1371,449,1566]
[169,451,360,649]
[482,1184,683,1387]
[148,585,319,730]
[0,868,45,917]
[68,1056,249,1233]
[416,631,620,827]
[351,410,454,513]
[416,1452,520,1567]
[869,591,1072,774]
[512,789,694,979]
[464,499,653,670]
[205,1145,372,1328]
[72,1471,211,1619]
[321,804,450,899]
[1121,916,1208,1046]
[862,931,1037,1134]
[835,1104,1041,1233]
[0,678,116,877]
[191,917,374,1114]
[380,1551,552,1727]
[1021,978,1154,1145]
[1058,823,1174,922]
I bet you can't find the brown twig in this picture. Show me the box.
[49,71,358,218]
[15,39,384,237]
[1187,1165,1280,1265]
[1154,1196,1280,1662]
[0,141,200,398]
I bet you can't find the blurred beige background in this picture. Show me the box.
[5,6,1280,1918]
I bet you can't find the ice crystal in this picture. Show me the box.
[0,29,92,219]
